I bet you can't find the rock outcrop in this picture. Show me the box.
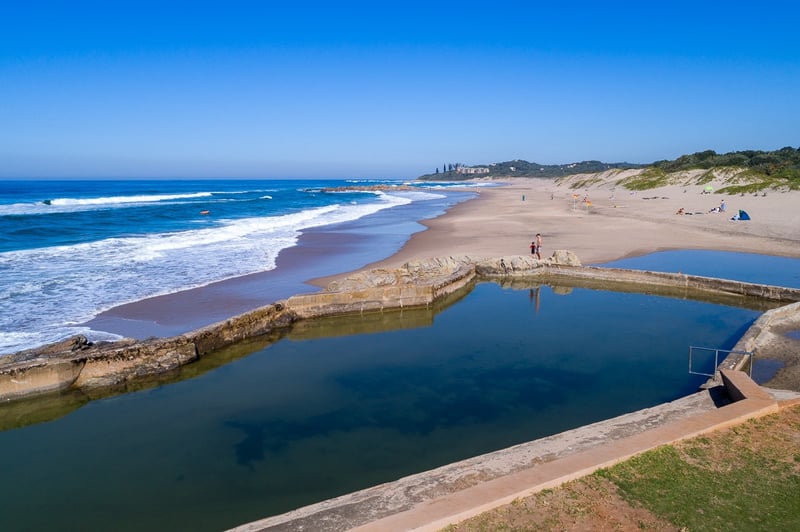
[286,252,580,319]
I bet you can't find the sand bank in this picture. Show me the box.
[314,176,800,286]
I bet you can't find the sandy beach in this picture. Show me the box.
[87,174,800,340]
[318,174,800,285]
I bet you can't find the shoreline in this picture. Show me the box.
[312,178,800,286]
[81,190,473,340]
[84,176,800,342]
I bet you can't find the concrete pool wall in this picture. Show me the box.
[2,251,800,403]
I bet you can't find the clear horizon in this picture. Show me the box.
[2,1,798,180]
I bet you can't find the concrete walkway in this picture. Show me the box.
[231,370,799,532]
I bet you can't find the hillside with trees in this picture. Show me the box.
[420,147,800,191]
[652,147,800,181]
[419,160,642,180]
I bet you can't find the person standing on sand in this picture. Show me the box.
[535,233,542,260]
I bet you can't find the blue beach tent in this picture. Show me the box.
[738,209,750,220]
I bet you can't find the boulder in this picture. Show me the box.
[549,249,582,266]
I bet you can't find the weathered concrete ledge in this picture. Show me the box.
[719,368,776,403]
[542,264,800,302]
[3,250,800,403]
[718,300,800,375]
[286,258,478,319]
[0,303,295,401]
[347,372,784,532]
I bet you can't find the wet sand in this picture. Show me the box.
[82,194,465,339]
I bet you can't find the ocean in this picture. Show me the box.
[0,179,479,355]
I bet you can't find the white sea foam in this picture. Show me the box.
[406,181,500,189]
[0,192,412,355]
[48,192,213,206]
[0,189,275,216]
[389,190,447,201]
[210,189,276,195]
[0,202,53,216]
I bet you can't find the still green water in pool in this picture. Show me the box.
[0,281,761,531]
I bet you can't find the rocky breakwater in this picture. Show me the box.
[0,253,577,403]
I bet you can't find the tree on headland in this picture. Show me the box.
[652,147,800,180]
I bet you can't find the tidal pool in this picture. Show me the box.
[0,280,764,531]
[598,250,800,288]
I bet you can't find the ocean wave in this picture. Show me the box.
[404,181,501,189]
[0,190,277,217]
[0,192,411,355]
[0,327,124,358]
[210,189,276,195]
[0,195,215,216]
[388,190,448,201]
[46,191,214,206]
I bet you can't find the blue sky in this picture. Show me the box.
[2,1,798,179]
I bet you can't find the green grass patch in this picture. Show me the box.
[715,169,799,193]
[717,182,772,194]
[617,168,669,190]
[566,176,605,189]
[696,169,716,185]
[597,442,800,531]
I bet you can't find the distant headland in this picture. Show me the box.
[419,147,800,192]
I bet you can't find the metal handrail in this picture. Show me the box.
[688,345,754,380]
